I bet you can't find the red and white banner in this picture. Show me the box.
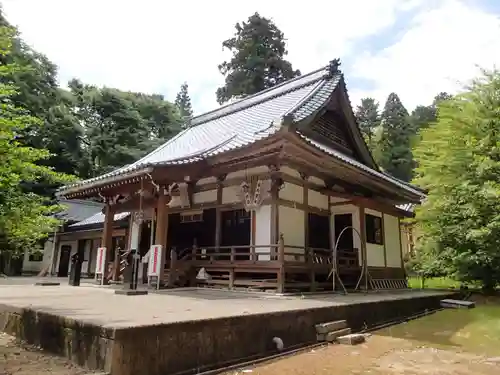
[95,247,107,276]
[147,245,162,277]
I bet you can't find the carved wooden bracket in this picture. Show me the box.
[237,176,271,212]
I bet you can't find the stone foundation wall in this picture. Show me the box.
[0,303,115,373]
[0,292,458,375]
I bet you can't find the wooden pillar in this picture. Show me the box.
[359,206,368,290]
[277,234,285,293]
[269,165,280,245]
[215,175,224,249]
[102,201,115,284]
[155,186,169,285]
[382,213,387,269]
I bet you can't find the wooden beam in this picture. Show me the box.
[155,187,170,285]
[101,202,115,285]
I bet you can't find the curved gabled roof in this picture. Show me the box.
[58,59,423,199]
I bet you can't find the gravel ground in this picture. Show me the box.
[223,335,500,375]
[0,333,100,375]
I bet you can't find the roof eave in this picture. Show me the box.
[57,167,153,198]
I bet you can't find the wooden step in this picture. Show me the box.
[315,320,347,334]
[317,328,351,342]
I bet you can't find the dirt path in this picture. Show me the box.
[225,335,500,375]
[0,333,98,375]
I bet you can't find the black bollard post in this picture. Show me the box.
[132,249,140,290]
[68,253,82,286]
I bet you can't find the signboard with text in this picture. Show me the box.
[147,245,162,277]
[95,247,107,285]
[147,245,162,290]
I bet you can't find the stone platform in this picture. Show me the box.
[0,282,456,375]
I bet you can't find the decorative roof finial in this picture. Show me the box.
[328,59,341,76]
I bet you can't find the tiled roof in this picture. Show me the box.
[397,203,416,213]
[59,64,341,193]
[56,199,103,222]
[58,59,423,198]
[299,135,426,198]
[69,211,130,228]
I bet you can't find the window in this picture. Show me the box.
[29,251,43,262]
[180,210,204,223]
[365,214,383,245]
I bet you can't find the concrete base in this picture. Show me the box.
[440,299,475,309]
[0,288,458,375]
[114,289,148,296]
[34,282,60,286]
[337,333,366,345]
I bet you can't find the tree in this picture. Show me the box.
[0,9,83,197]
[355,97,380,151]
[410,92,453,132]
[216,12,300,104]
[374,93,413,181]
[68,79,182,178]
[175,82,193,119]
[0,26,74,259]
[413,71,500,291]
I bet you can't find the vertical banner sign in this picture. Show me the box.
[95,247,107,285]
[147,245,162,289]
[148,245,162,277]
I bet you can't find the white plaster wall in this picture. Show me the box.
[308,189,329,210]
[193,190,217,204]
[222,186,240,204]
[330,204,361,265]
[279,205,305,260]
[279,183,303,203]
[226,166,268,180]
[385,214,402,267]
[330,196,348,204]
[309,176,325,187]
[197,176,217,185]
[255,205,271,260]
[280,166,301,179]
[364,208,385,267]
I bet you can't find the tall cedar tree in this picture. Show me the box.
[216,12,300,104]
[410,92,453,132]
[375,93,413,182]
[355,98,380,151]
[413,71,500,290]
[175,82,193,119]
[0,26,74,258]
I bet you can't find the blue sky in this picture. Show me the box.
[3,0,500,115]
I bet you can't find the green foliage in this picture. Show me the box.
[0,26,75,255]
[355,97,380,151]
[175,82,193,120]
[413,70,500,290]
[216,12,300,104]
[68,79,182,178]
[375,92,414,182]
[410,92,453,132]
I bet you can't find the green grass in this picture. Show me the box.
[376,302,500,356]
[407,276,463,289]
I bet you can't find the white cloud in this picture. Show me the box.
[2,0,422,115]
[350,0,500,111]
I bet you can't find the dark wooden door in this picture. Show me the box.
[57,245,72,277]
[334,214,353,250]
